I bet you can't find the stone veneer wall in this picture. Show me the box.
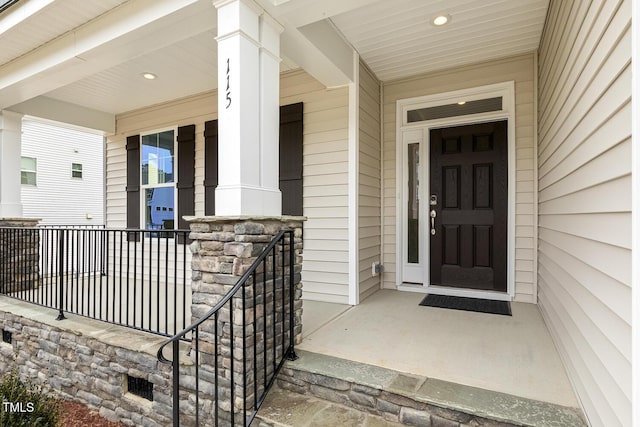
[186,216,304,425]
[0,218,40,293]
[0,309,176,426]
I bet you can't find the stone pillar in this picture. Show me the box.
[187,216,303,424]
[214,0,283,216]
[0,218,40,293]
[0,110,24,218]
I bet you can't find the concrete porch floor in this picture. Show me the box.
[298,289,579,409]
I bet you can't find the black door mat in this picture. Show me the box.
[419,294,512,316]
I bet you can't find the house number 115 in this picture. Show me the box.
[225,58,232,109]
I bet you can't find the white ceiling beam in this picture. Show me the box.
[256,0,373,87]
[281,22,354,87]
[0,0,215,110]
[297,19,354,83]
[8,96,115,134]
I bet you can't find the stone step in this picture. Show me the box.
[255,385,405,427]
[263,350,586,427]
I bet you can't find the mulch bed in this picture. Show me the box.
[59,400,125,427]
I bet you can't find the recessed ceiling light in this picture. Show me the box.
[142,72,157,80]
[432,14,451,26]
[457,101,466,105]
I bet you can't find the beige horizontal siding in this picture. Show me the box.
[280,70,350,303]
[381,53,537,303]
[358,61,382,302]
[537,0,631,426]
[106,70,350,304]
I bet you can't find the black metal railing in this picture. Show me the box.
[158,230,297,427]
[0,226,190,337]
[38,224,106,278]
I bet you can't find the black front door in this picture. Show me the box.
[429,121,508,292]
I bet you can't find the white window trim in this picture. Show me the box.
[395,81,516,301]
[140,127,178,234]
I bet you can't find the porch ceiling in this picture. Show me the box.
[0,0,129,67]
[0,0,549,122]
[330,0,549,81]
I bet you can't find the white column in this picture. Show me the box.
[0,110,23,218]
[259,13,283,208]
[214,0,282,216]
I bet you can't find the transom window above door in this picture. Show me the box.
[400,82,514,128]
[407,97,503,123]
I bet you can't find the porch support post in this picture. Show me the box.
[0,110,24,218]
[214,0,283,216]
[187,216,304,422]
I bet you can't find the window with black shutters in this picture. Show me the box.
[126,124,195,243]
[125,104,301,234]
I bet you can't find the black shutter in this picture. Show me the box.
[279,103,303,216]
[177,125,196,244]
[126,135,141,242]
[202,103,303,217]
[203,120,218,216]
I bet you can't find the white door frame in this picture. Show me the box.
[395,82,516,301]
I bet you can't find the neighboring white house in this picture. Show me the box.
[0,1,636,426]
[20,117,104,225]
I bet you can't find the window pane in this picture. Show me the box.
[142,131,174,185]
[145,187,175,230]
[407,97,502,123]
[407,143,419,264]
[21,156,36,171]
[21,171,36,185]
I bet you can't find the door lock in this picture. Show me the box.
[430,209,437,236]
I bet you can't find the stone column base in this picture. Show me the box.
[0,218,41,293]
[185,215,305,422]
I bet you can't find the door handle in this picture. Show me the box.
[430,210,437,236]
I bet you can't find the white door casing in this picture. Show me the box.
[395,82,516,301]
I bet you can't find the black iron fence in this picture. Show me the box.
[0,226,190,338]
[158,230,297,427]
[39,224,106,279]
